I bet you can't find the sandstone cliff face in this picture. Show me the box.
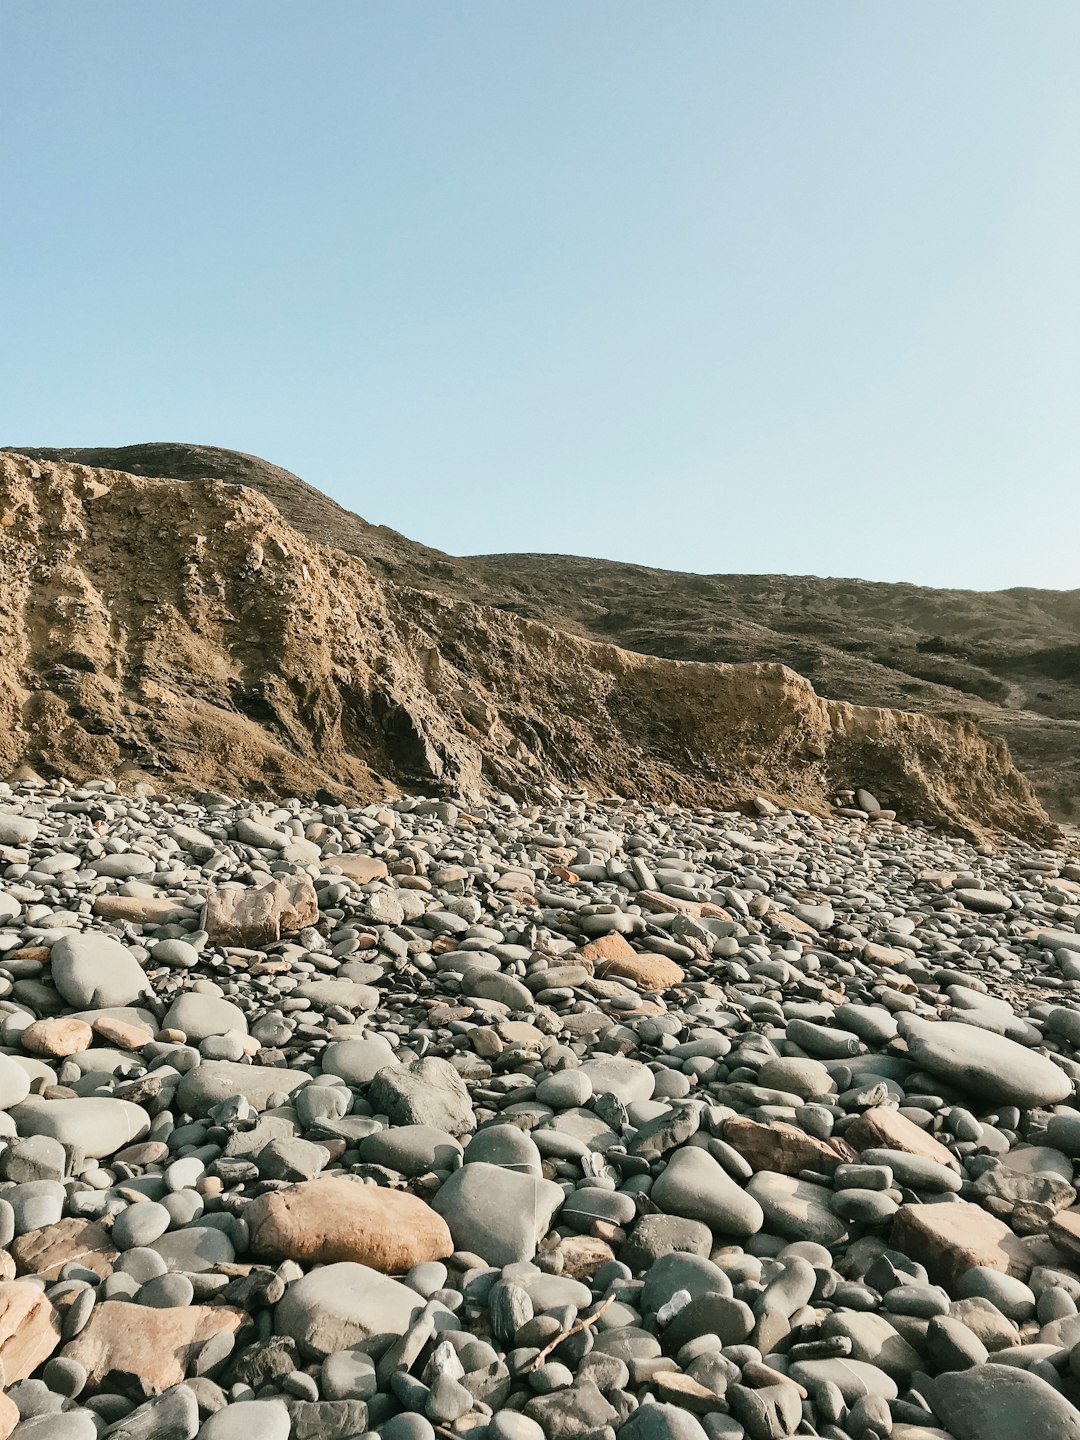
[0,451,1051,841]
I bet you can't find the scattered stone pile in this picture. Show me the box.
[0,779,1079,1439]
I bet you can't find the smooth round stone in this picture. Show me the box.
[321,1035,400,1085]
[957,1267,1037,1321]
[198,1398,293,1440]
[1044,1113,1080,1158]
[463,1125,542,1175]
[745,1172,847,1246]
[756,1058,833,1100]
[137,1272,195,1308]
[8,1414,98,1440]
[579,1057,656,1104]
[561,1187,637,1228]
[161,993,247,1042]
[899,1017,1072,1109]
[49,933,152,1009]
[10,1179,65,1233]
[320,1348,378,1400]
[406,1262,449,1298]
[788,1357,898,1402]
[113,1247,168,1282]
[534,1071,592,1109]
[42,1357,87,1399]
[926,1362,1080,1440]
[112,1202,171,1250]
[382,1416,436,1440]
[275,1262,428,1357]
[152,939,201,968]
[490,1413,546,1440]
[165,1157,206,1191]
[651,1146,764,1237]
[151,1225,235,1273]
[432,1163,565,1266]
[641,1253,733,1313]
[9,1096,150,1159]
[831,1189,898,1223]
[618,1401,709,1440]
[358,1126,463,1177]
[0,1054,31,1111]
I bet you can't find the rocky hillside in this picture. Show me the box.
[0,446,1054,841]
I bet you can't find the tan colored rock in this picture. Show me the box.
[0,1253,15,1282]
[11,1219,118,1282]
[723,1118,852,1176]
[580,933,684,990]
[554,1235,616,1281]
[0,1392,17,1440]
[63,1301,245,1396]
[891,1200,1031,1290]
[92,1015,154,1050]
[862,942,916,968]
[21,1017,93,1058]
[202,874,318,948]
[92,895,192,924]
[1050,1207,1080,1260]
[0,1280,61,1381]
[324,853,389,884]
[846,1107,957,1169]
[246,1176,454,1270]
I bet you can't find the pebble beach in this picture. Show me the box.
[1,779,1080,1440]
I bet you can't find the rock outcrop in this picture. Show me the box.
[0,449,1051,840]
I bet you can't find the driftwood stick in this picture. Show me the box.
[526,1291,617,1372]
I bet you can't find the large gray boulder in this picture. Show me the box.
[367,1056,475,1136]
[274,1262,427,1357]
[432,1161,565,1264]
[50,933,151,1009]
[899,1016,1072,1108]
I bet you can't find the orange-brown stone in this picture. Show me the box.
[246,1176,454,1270]
[63,1301,245,1396]
[891,1200,1031,1291]
[11,1219,118,1282]
[0,1281,61,1381]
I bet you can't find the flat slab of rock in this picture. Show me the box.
[723,1117,851,1176]
[247,1176,453,1269]
[176,1060,309,1115]
[0,1280,60,1382]
[11,1218,118,1280]
[91,895,193,924]
[899,1016,1072,1108]
[891,1199,1031,1289]
[63,1300,245,1396]
[845,1107,957,1168]
[580,933,684,990]
[323,854,389,884]
[274,1262,427,1358]
[202,874,318,947]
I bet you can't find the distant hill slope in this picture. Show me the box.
[11,442,1075,824]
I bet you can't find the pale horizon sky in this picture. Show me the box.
[3,3,1078,590]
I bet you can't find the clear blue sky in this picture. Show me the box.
[3,3,1078,589]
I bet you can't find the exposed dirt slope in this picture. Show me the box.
[0,450,1050,841]
[17,443,1078,821]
